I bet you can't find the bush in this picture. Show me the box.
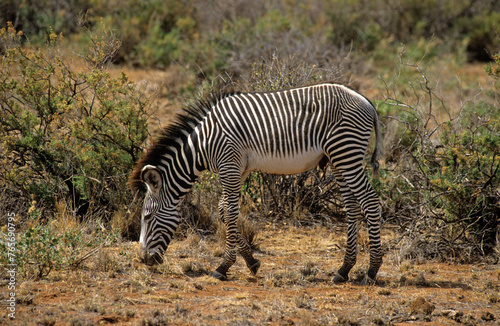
[3,0,498,79]
[0,23,150,220]
[87,0,198,68]
[0,0,90,43]
[433,103,500,255]
[377,56,499,261]
[14,225,65,279]
[486,53,500,78]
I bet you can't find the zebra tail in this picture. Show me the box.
[370,113,382,177]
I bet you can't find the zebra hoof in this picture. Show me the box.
[333,273,348,283]
[212,270,227,281]
[248,260,261,275]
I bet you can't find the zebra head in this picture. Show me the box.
[138,165,180,265]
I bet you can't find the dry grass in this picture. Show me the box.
[5,224,499,325]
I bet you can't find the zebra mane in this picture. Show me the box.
[128,91,240,194]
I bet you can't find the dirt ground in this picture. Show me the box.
[3,223,499,325]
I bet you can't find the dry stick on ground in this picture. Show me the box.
[70,235,115,269]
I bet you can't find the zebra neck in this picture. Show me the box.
[159,134,204,202]
[157,158,191,203]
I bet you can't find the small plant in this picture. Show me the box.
[0,204,117,279]
[139,309,171,326]
[485,53,500,77]
[376,288,391,296]
[299,261,317,282]
[84,297,106,315]
[180,259,207,276]
[16,226,64,279]
[295,293,313,310]
[264,269,301,288]
[94,249,120,273]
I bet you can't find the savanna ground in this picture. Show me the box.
[6,222,500,325]
[2,61,500,325]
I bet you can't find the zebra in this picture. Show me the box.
[129,82,383,284]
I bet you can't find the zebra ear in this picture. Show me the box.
[141,165,162,194]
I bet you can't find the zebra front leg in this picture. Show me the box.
[216,196,260,279]
[213,190,238,280]
[213,228,238,280]
[213,228,260,280]
[237,235,261,275]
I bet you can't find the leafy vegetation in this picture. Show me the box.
[374,54,500,261]
[2,0,499,72]
[0,23,149,220]
[0,201,118,280]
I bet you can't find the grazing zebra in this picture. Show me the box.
[129,82,383,284]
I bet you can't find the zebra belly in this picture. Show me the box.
[246,149,325,175]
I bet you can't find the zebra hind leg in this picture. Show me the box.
[363,208,383,284]
[330,163,383,284]
[332,216,360,283]
[331,168,362,283]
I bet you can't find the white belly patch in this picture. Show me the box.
[246,149,325,175]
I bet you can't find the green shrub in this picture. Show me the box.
[428,103,499,255]
[0,212,118,279]
[15,225,64,279]
[377,58,499,260]
[0,0,90,43]
[3,0,499,73]
[0,23,149,219]
[87,0,198,68]
[485,53,500,78]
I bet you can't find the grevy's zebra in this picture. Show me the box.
[129,82,383,283]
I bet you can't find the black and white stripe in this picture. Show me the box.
[129,82,383,283]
